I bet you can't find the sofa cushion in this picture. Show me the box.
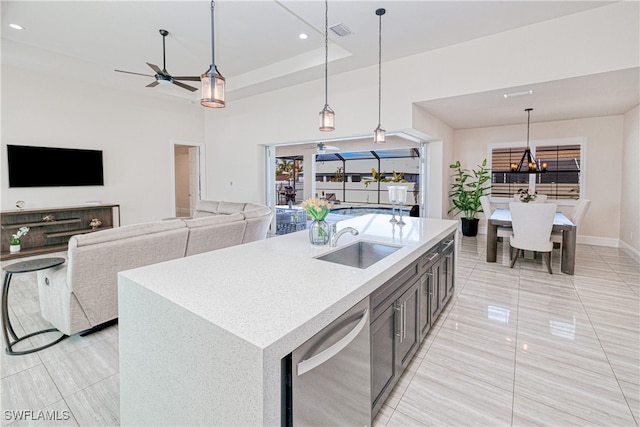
[70,219,186,248]
[182,213,244,228]
[242,204,272,219]
[218,201,247,215]
[193,200,220,217]
[183,214,246,257]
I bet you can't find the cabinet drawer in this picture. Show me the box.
[418,246,440,273]
[439,233,456,253]
[371,261,419,319]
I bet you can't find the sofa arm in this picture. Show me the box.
[37,264,91,336]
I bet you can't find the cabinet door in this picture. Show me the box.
[438,256,449,309]
[430,260,443,320]
[396,280,420,369]
[371,303,397,414]
[418,272,432,339]
[443,252,455,300]
[445,249,455,298]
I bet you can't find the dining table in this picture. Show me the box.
[486,208,577,275]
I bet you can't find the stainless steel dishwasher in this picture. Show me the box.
[282,297,371,426]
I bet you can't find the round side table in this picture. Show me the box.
[2,257,67,355]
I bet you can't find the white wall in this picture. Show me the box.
[203,2,638,218]
[620,105,640,258]
[453,116,625,244]
[1,65,204,224]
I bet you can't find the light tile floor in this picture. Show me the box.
[1,236,638,426]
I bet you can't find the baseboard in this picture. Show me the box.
[619,240,640,263]
[576,236,619,247]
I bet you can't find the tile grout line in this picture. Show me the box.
[571,250,640,426]
[509,268,522,427]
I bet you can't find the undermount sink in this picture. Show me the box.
[316,241,401,269]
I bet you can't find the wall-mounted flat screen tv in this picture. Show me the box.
[7,145,104,187]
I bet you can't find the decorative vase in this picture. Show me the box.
[309,220,330,245]
[9,244,20,253]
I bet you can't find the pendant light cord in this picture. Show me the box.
[210,1,216,72]
[526,108,531,149]
[377,9,384,126]
[324,0,329,107]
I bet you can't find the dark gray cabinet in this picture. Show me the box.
[370,303,397,413]
[396,280,420,369]
[419,248,439,339]
[418,234,455,340]
[370,261,420,416]
[372,232,456,419]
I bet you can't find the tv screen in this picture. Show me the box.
[7,145,104,187]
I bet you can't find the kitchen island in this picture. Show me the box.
[118,214,457,426]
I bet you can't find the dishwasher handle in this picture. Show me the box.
[297,308,369,376]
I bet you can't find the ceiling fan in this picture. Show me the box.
[315,143,340,154]
[115,29,200,92]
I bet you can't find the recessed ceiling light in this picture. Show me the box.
[503,89,533,98]
[9,24,25,30]
[299,33,308,40]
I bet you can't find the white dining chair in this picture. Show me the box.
[509,202,557,273]
[551,199,591,247]
[513,193,548,203]
[480,195,511,238]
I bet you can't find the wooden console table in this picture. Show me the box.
[1,204,120,260]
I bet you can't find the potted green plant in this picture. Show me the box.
[448,159,490,236]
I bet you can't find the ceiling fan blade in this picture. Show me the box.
[146,62,162,74]
[172,76,201,81]
[172,80,198,92]
[115,69,155,78]
[146,81,159,88]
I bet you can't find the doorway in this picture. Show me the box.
[171,140,205,218]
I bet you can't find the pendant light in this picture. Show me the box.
[319,0,335,131]
[201,0,225,108]
[510,108,547,173]
[373,8,386,144]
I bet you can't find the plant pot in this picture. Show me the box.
[461,218,479,237]
[9,244,20,253]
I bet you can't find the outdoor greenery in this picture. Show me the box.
[448,159,490,219]
[275,159,302,178]
[363,168,408,188]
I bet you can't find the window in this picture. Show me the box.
[490,146,529,198]
[490,143,582,200]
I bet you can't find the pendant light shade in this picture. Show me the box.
[373,8,386,144]
[319,0,335,131]
[509,108,547,173]
[319,105,335,131]
[201,1,225,108]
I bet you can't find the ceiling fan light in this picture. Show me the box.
[374,125,386,144]
[319,105,335,131]
[200,68,225,108]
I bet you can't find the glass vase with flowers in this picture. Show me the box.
[301,197,333,245]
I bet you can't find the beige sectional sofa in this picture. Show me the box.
[37,201,272,336]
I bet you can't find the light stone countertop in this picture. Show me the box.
[119,214,458,356]
[119,214,458,426]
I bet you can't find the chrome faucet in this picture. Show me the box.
[329,223,359,247]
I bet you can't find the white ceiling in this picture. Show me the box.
[2,1,637,130]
